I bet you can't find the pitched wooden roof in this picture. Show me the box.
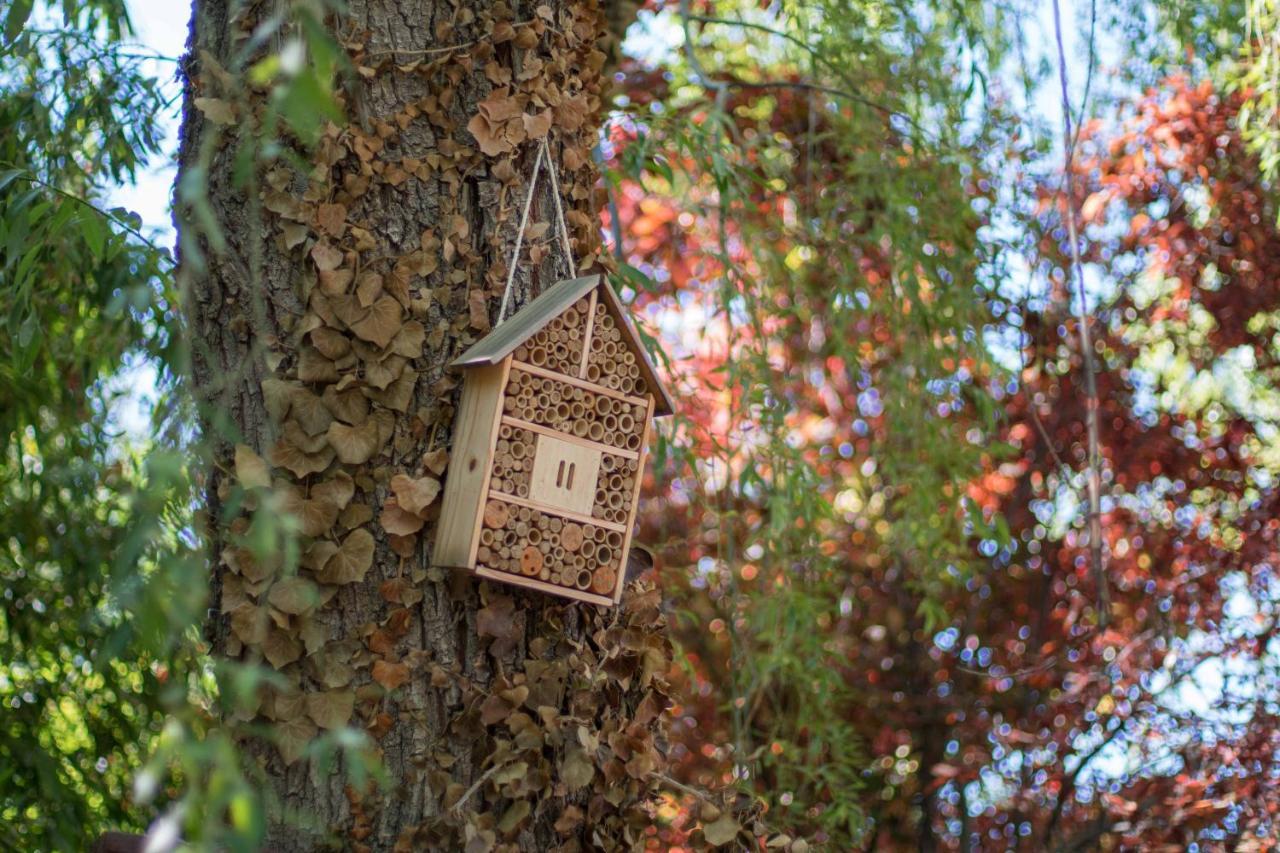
[452,274,675,416]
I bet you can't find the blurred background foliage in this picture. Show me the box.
[6,0,1280,849]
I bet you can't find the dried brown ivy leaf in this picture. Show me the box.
[290,493,341,538]
[313,471,356,510]
[267,576,319,615]
[297,346,339,383]
[305,690,355,729]
[372,658,411,691]
[230,602,269,645]
[310,327,352,361]
[355,271,383,307]
[350,295,404,349]
[380,498,425,536]
[263,628,303,669]
[270,437,335,478]
[327,419,381,464]
[562,745,594,790]
[367,368,416,412]
[235,444,272,489]
[477,594,516,640]
[469,289,491,332]
[522,110,551,140]
[301,540,338,573]
[281,419,329,454]
[322,384,370,425]
[390,473,441,516]
[262,377,299,422]
[423,447,449,475]
[276,716,317,765]
[194,97,235,124]
[316,202,347,238]
[364,353,406,390]
[311,241,344,272]
[289,388,334,435]
[388,321,425,358]
[318,528,375,584]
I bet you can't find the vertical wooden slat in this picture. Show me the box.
[614,393,654,604]
[577,286,597,379]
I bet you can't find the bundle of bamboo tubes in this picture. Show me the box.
[477,496,619,593]
[591,454,638,525]
[489,424,535,499]
[586,303,649,397]
[502,368,645,452]
[512,296,591,376]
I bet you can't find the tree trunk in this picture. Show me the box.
[176,1,671,849]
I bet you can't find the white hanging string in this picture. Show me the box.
[496,137,578,326]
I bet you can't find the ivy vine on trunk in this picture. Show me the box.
[176,0,675,848]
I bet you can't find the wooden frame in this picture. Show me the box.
[433,277,674,606]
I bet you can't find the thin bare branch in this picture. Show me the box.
[1051,0,1108,627]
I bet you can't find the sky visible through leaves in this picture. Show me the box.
[64,0,1269,845]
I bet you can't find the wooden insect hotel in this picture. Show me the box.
[432,274,675,605]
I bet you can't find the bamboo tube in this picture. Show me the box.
[588,423,604,442]
[572,421,589,438]
[626,434,641,451]
[581,540,596,559]
[530,346,548,366]
[596,545,614,565]
[540,567,550,581]
[574,568,592,590]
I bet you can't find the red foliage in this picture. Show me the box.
[614,68,1280,849]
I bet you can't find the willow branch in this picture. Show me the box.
[1051,0,1107,627]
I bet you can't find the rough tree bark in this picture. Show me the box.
[176,0,671,849]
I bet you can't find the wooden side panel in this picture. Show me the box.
[614,394,655,603]
[432,360,509,568]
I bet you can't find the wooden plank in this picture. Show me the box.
[502,415,639,461]
[431,359,509,569]
[510,361,648,409]
[475,566,613,607]
[613,395,654,603]
[577,287,597,379]
[528,434,602,516]
[451,275,600,368]
[486,489,628,533]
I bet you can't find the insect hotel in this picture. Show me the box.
[432,274,675,606]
